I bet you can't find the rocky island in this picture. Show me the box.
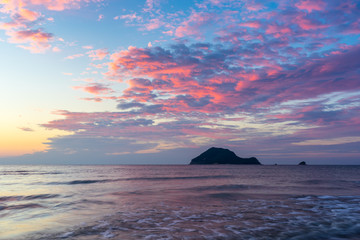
[190,147,261,165]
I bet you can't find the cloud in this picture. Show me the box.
[175,11,215,38]
[97,14,104,21]
[82,45,93,49]
[1,0,103,12]
[293,137,360,146]
[87,48,109,61]
[117,101,145,110]
[7,28,53,53]
[18,8,40,21]
[9,28,52,42]
[52,46,61,52]
[43,135,158,160]
[295,0,326,13]
[144,0,161,12]
[239,21,261,29]
[244,0,264,11]
[117,13,143,23]
[81,97,103,102]
[265,24,292,37]
[65,53,84,60]
[295,15,329,30]
[108,41,360,113]
[73,83,113,95]
[0,0,103,52]
[18,127,34,132]
[144,18,162,30]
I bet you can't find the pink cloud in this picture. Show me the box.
[18,127,34,132]
[30,0,103,11]
[87,48,109,61]
[0,0,103,52]
[342,19,360,35]
[0,21,26,30]
[108,44,255,111]
[295,15,329,30]
[65,53,84,60]
[18,8,40,21]
[81,97,103,102]
[82,45,93,49]
[52,46,61,52]
[7,28,53,53]
[144,18,162,30]
[108,41,360,116]
[118,13,142,23]
[295,0,326,13]
[237,71,260,82]
[209,0,222,5]
[265,24,292,38]
[239,21,261,29]
[162,30,173,35]
[245,0,264,11]
[90,63,106,69]
[336,1,357,14]
[97,14,104,21]
[175,12,215,38]
[108,46,195,80]
[144,0,160,12]
[1,0,102,13]
[73,83,113,95]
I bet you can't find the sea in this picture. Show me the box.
[0,165,359,240]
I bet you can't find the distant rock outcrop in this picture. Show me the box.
[189,147,261,165]
[298,161,307,165]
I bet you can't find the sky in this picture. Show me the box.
[0,0,359,165]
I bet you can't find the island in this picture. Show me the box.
[189,147,261,165]
[298,161,307,165]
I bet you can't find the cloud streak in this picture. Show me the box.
[0,0,103,52]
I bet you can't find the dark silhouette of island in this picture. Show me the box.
[190,147,261,165]
[298,161,307,165]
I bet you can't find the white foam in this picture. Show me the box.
[297,196,313,201]
[101,229,115,238]
[59,231,73,238]
[92,220,109,230]
[225,225,242,235]
[144,234,171,240]
[137,217,153,224]
[317,195,336,199]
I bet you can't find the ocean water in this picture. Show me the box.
[0,165,359,240]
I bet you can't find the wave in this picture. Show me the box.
[127,175,233,181]
[296,179,360,189]
[47,175,233,185]
[0,203,44,211]
[0,170,62,175]
[189,184,253,191]
[67,180,111,185]
[0,194,60,202]
[47,179,115,185]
